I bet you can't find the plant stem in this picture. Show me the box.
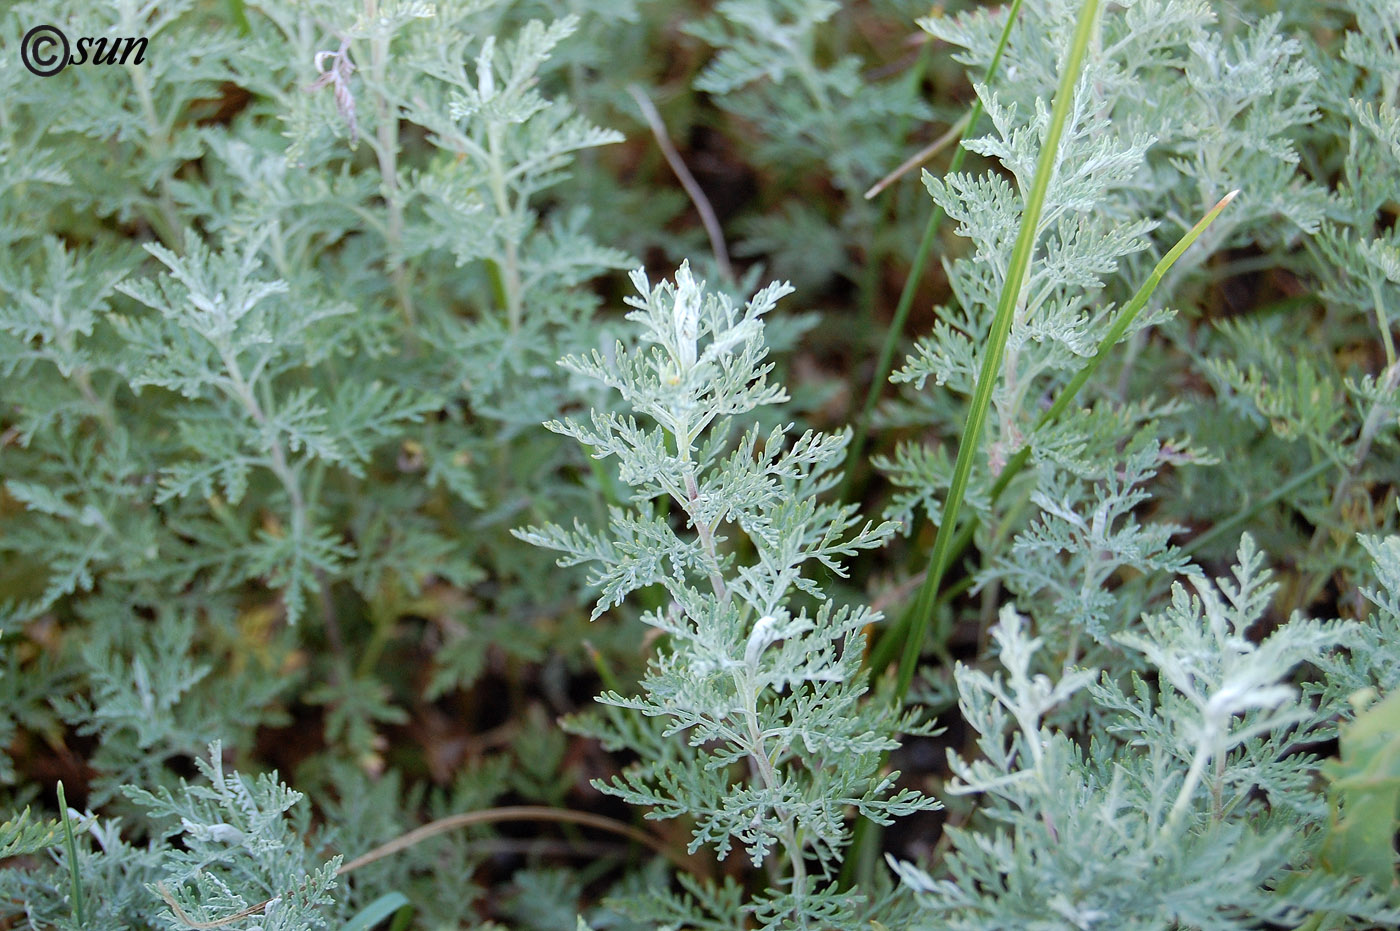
[737,668,810,928]
[682,465,729,604]
[1370,276,1395,368]
[627,85,732,283]
[486,122,524,333]
[217,344,340,640]
[893,0,1104,703]
[838,0,1027,502]
[221,350,306,544]
[863,111,970,201]
[127,64,182,250]
[1166,730,1213,830]
[159,807,685,930]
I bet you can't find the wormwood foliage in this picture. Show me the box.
[2,743,339,931]
[0,0,642,923]
[127,743,341,931]
[1,0,1398,928]
[684,0,933,290]
[890,539,1400,929]
[517,263,937,927]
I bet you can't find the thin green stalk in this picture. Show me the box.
[1017,191,1239,452]
[486,121,524,333]
[57,782,85,927]
[1165,731,1214,830]
[839,0,1026,502]
[849,190,1239,893]
[894,0,1104,703]
[843,1,1101,891]
[584,639,625,696]
[1370,276,1395,368]
[223,0,252,35]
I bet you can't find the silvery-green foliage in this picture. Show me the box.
[2,808,168,931]
[0,0,642,922]
[870,3,1400,924]
[682,0,933,292]
[1312,506,1400,703]
[0,744,342,931]
[403,13,631,342]
[875,2,1202,677]
[884,0,1330,548]
[881,15,1168,549]
[0,0,629,749]
[892,538,1400,930]
[48,596,293,811]
[888,0,1320,466]
[114,233,435,624]
[1192,0,1399,578]
[879,0,1394,666]
[0,0,239,245]
[973,417,1200,658]
[1,0,1397,927]
[126,745,341,931]
[687,0,931,197]
[519,262,938,928]
[923,1,1325,248]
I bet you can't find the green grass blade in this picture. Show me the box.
[224,0,252,35]
[56,781,85,927]
[894,0,1104,703]
[847,0,1104,890]
[344,892,413,931]
[840,0,1027,501]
